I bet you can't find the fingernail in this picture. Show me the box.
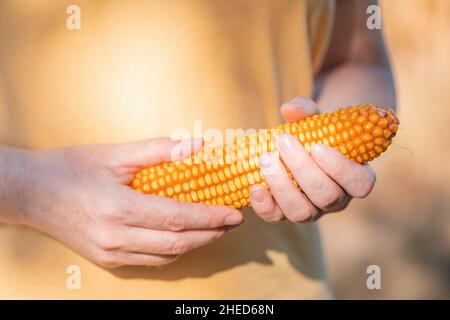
[260,152,272,168]
[260,152,279,176]
[225,214,243,226]
[311,144,330,163]
[278,134,294,155]
[365,164,377,182]
[250,188,265,203]
[289,97,316,114]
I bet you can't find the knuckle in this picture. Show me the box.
[169,238,189,255]
[267,214,284,224]
[103,209,123,222]
[255,202,281,223]
[316,191,342,209]
[164,213,186,231]
[286,153,307,173]
[94,200,122,222]
[255,205,271,217]
[94,230,120,250]
[290,206,318,223]
[108,202,125,220]
[288,161,305,174]
[153,255,180,266]
[289,215,306,223]
[106,200,124,218]
[207,213,224,228]
[95,251,120,269]
[270,182,289,197]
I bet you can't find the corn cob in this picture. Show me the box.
[131,105,399,208]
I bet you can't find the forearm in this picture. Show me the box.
[314,62,396,113]
[0,146,31,225]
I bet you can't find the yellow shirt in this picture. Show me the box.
[0,0,335,299]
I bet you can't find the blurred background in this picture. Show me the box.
[320,0,450,299]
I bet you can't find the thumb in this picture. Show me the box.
[107,137,203,168]
[280,97,318,123]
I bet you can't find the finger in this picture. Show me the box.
[120,188,244,231]
[278,134,346,211]
[259,152,318,222]
[107,137,203,167]
[120,227,226,255]
[116,252,179,267]
[310,144,376,198]
[280,97,318,123]
[249,184,285,223]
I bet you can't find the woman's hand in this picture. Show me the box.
[249,97,376,223]
[0,138,243,268]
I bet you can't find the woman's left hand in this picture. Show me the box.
[249,96,377,223]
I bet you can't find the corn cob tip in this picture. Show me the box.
[374,105,399,140]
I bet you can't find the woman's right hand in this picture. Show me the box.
[0,138,243,268]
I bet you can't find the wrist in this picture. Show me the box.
[0,146,35,225]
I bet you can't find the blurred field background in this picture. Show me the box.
[319,0,450,299]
